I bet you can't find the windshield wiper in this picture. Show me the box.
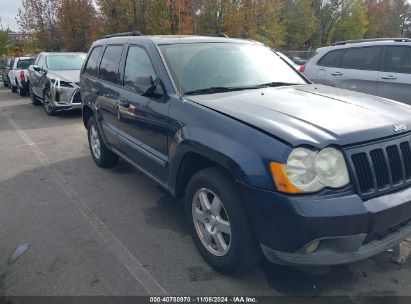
[253,82,299,88]
[184,87,244,96]
[184,83,299,96]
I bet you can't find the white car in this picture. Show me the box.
[8,56,33,96]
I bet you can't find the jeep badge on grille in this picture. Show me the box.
[393,124,407,132]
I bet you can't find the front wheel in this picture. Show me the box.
[30,85,41,105]
[43,88,56,116]
[185,167,261,273]
[87,116,119,168]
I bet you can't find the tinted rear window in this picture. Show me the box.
[84,46,102,77]
[99,45,123,84]
[385,46,411,74]
[17,59,33,69]
[317,50,344,67]
[341,47,382,71]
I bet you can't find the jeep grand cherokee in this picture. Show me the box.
[80,33,411,273]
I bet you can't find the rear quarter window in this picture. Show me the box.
[384,46,411,74]
[317,49,344,67]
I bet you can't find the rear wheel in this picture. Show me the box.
[87,116,119,168]
[18,86,27,96]
[185,167,261,273]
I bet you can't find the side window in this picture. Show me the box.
[8,59,15,69]
[37,55,45,69]
[385,46,411,74]
[341,47,382,71]
[99,45,123,84]
[123,46,157,90]
[84,46,102,77]
[317,49,344,67]
[34,55,41,65]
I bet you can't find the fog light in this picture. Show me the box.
[305,241,320,253]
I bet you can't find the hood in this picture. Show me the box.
[47,70,80,83]
[188,84,411,147]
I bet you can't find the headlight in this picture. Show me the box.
[270,147,349,193]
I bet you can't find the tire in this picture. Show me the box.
[30,85,41,105]
[18,86,26,96]
[11,85,17,93]
[87,116,119,168]
[185,167,261,273]
[43,88,56,116]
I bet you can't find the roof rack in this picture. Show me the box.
[102,31,143,39]
[331,37,411,46]
[205,33,229,38]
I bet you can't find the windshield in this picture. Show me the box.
[17,59,33,69]
[47,54,86,70]
[159,43,306,95]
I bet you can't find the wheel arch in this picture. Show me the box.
[171,143,249,199]
[82,105,94,128]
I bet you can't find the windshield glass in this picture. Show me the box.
[17,59,33,69]
[47,54,86,70]
[159,43,306,94]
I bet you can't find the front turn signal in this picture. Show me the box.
[269,162,303,194]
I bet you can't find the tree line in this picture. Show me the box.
[9,0,411,54]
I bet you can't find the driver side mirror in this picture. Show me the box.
[134,75,163,99]
[33,65,41,72]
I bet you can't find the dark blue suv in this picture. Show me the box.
[81,32,411,273]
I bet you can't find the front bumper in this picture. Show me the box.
[51,85,82,111]
[240,183,411,266]
[262,220,411,266]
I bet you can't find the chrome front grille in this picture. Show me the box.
[346,134,411,199]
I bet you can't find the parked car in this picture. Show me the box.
[1,58,14,87]
[8,56,33,95]
[28,52,86,115]
[291,56,307,66]
[81,33,411,273]
[303,38,411,104]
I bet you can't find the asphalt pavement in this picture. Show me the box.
[0,85,410,296]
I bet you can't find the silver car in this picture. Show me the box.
[303,38,411,105]
[28,52,86,115]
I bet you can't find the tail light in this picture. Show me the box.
[299,65,305,73]
[20,71,25,81]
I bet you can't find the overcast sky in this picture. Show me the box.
[0,0,23,31]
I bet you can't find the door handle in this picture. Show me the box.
[331,71,343,76]
[118,99,130,108]
[381,75,397,80]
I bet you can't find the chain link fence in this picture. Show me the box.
[278,50,317,65]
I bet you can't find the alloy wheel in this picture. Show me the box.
[192,188,231,256]
[44,90,54,113]
[89,125,101,160]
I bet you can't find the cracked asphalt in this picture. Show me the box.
[0,85,410,296]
